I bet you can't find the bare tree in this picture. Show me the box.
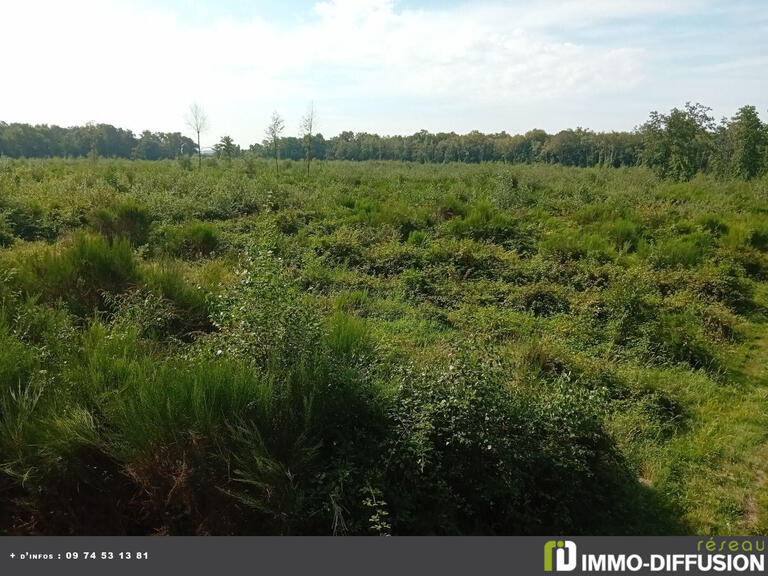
[185,102,209,169]
[266,111,285,175]
[300,103,316,176]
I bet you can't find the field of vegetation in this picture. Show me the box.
[1,157,767,535]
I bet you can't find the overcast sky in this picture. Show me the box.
[1,0,766,148]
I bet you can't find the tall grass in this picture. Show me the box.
[0,159,767,535]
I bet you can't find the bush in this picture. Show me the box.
[539,229,613,263]
[366,241,424,276]
[448,201,531,251]
[604,219,642,252]
[514,283,570,316]
[89,200,153,246]
[0,214,14,247]
[698,215,728,237]
[748,226,768,252]
[401,267,435,301]
[177,156,193,171]
[691,263,754,312]
[384,357,628,534]
[602,272,659,344]
[316,227,368,266]
[651,311,719,371]
[9,233,138,316]
[140,262,212,336]
[734,247,768,280]
[334,289,370,313]
[651,234,710,269]
[407,229,428,247]
[4,203,60,242]
[325,312,372,358]
[157,221,220,259]
[437,193,467,220]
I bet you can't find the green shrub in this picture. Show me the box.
[275,210,307,235]
[334,289,370,313]
[698,215,728,237]
[448,238,505,279]
[4,203,60,242]
[539,229,613,263]
[734,247,768,280]
[325,312,372,358]
[651,234,710,269]
[385,357,628,534]
[317,227,367,266]
[651,311,719,371]
[437,193,467,219]
[691,263,754,312]
[401,267,434,301]
[388,205,433,241]
[747,227,768,252]
[177,155,193,171]
[0,214,14,247]
[407,229,428,247]
[604,219,642,252]
[210,251,321,369]
[366,241,424,276]
[0,315,38,391]
[10,233,138,316]
[448,201,531,250]
[140,262,212,335]
[602,272,659,344]
[158,221,220,259]
[89,200,153,246]
[514,282,570,316]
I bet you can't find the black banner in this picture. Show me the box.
[0,537,765,576]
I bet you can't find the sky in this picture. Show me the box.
[1,0,766,148]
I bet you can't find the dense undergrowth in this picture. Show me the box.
[0,158,766,535]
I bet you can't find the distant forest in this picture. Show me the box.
[1,103,766,181]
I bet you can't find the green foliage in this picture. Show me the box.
[6,233,138,316]
[604,218,642,252]
[3,201,62,242]
[155,221,220,259]
[385,357,627,534]
[325,312,372,358]
[651,310,719,371]
[691,262,754,312]
[1,159,767,536]
[89,200,153,246]
[747,226,768,252]
[515,282,570,316]
[406,229,428,247]
[729,106,765,180]
[1,102,765,181]
[651,234,710,269]
[139,262,212,335]
[639,103,715,181]
[448,201,531,251]
[539,228,612,263]
[0,214,14,247]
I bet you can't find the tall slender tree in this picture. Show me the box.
[300,103,316,176]
[730,105,764,179]
[266,111,285,175]
[185,102,208,169]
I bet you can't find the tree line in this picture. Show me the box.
[1,103,766,180]
[0,122,197,161]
